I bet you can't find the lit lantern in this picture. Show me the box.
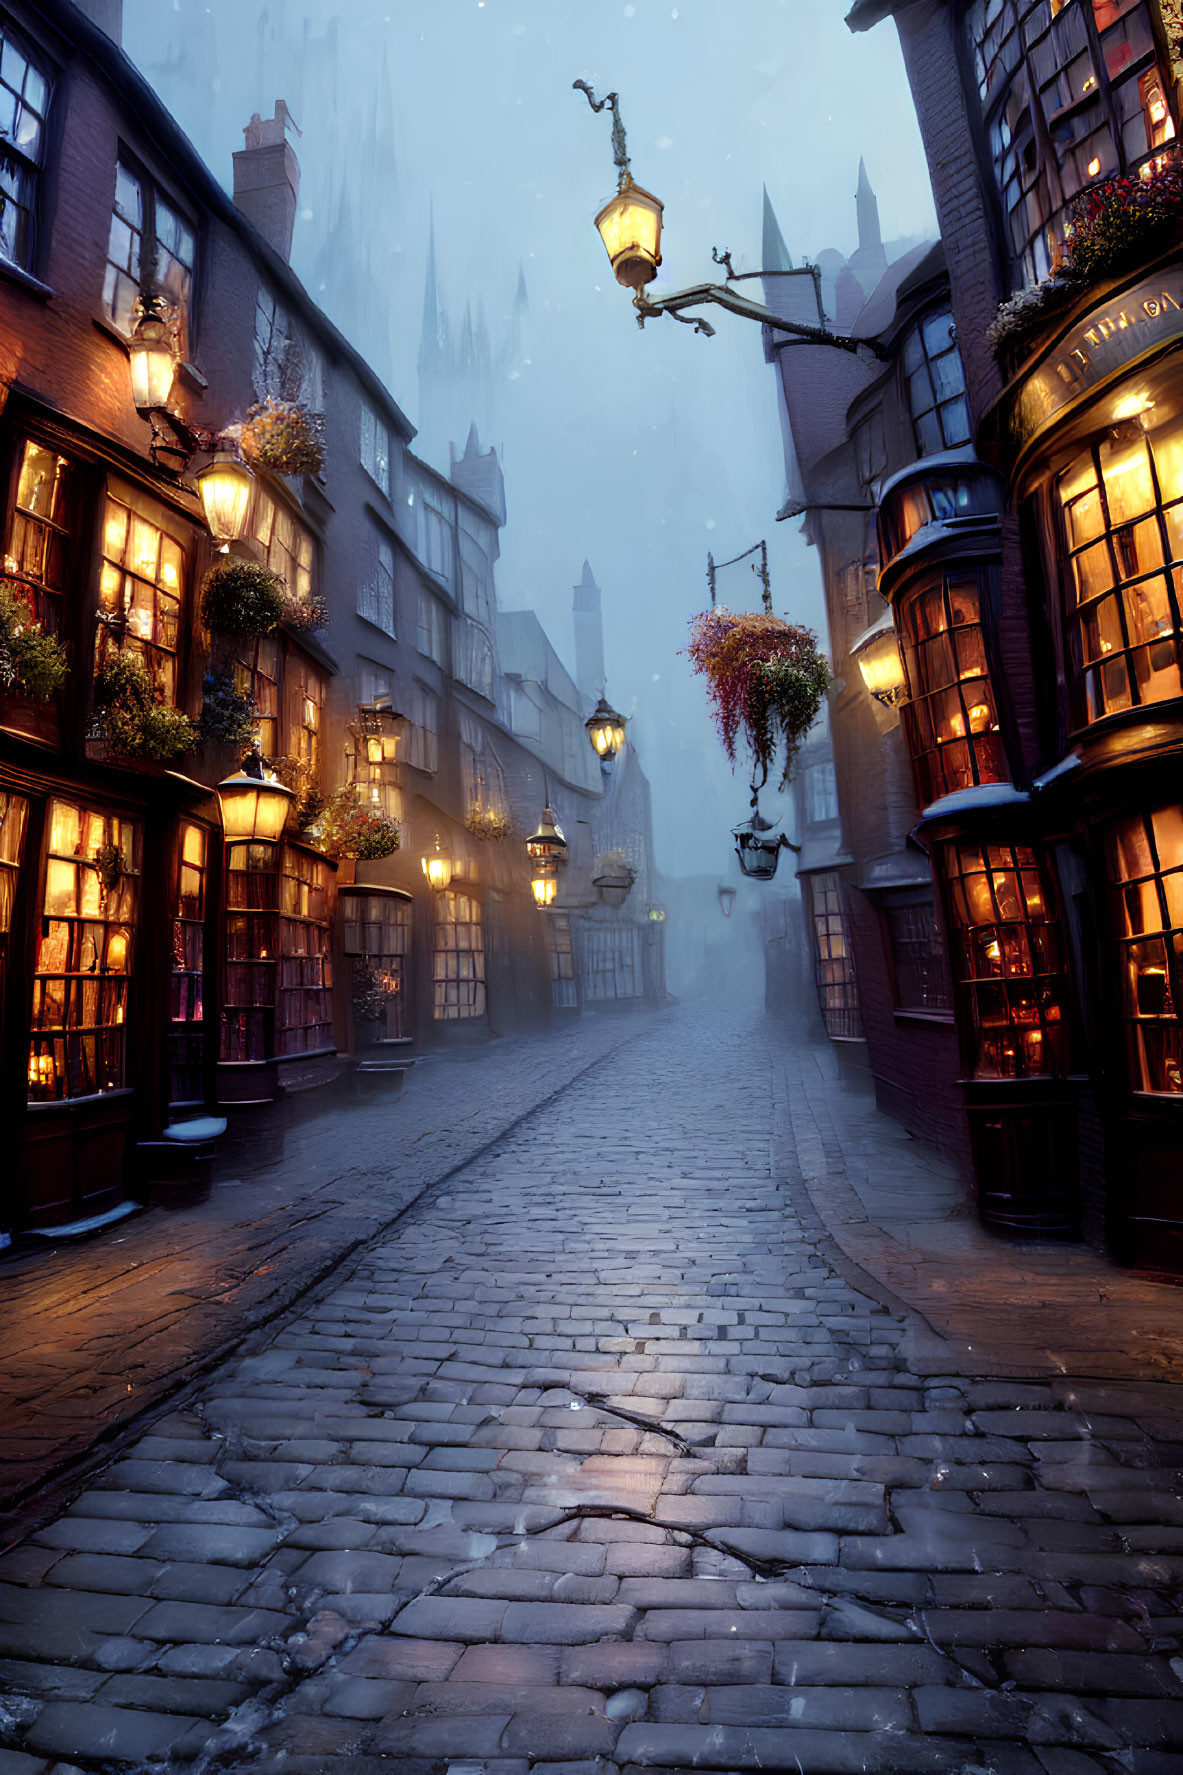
[216,769,295,843]
[526,807,567,865]
[421,836,453,892]
[586,692,628,761]
[851,611,906,708]
[531,873,558,909]
[718,885,737,918]
[595,176,664,289]
[732,812,786,881]
[106,929,129,972]
[196,453,256,544]
[128,302,177,412]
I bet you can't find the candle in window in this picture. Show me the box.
[106,930,128,971]
[1088,157,1101,177]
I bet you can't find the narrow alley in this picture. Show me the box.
[2,1006,1182,1774]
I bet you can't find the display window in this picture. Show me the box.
[1055,415,1183,724]
[897,569,1005,805]
[1107,805,1183,1095]
[99,493,185,700]
[432,891,486,1020]
[169,823,207,1106]
[29,800,141,1100]
[343,888,410,1039]
[941,838,1069,1078]
[4,440,78,638]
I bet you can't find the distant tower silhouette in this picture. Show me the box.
[573,560,606,705]
[848,157,887,297]
[762,184,792,273]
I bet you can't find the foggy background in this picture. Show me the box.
[123,0,936,908]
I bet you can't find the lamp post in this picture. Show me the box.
[586,693,628,762]
[196,452,256,546]
[574,81,886,358]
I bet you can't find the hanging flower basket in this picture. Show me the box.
[240,399,326,478]
[0,580,69,701]
[987,155,1183,357]
[466,805,512,842]
[684,606,830,789]
[200,557,285,637]
[91,654,197,764]
[269,756,324,833]
[200,673,258,747]
[593,848,637,908]
[281,588,329,633]
[313,784,401,862]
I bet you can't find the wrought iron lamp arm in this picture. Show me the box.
[573,80,632,186]
[632,282,887,357]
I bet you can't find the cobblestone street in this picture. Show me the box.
[2,1006,1183,1773]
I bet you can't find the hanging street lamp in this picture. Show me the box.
[196,452,257,546]
[851,610,907,708]
[732,810,797,882]
[586,692,628,762]
[574,81,886,357]
[421,835,453,892]
[526,806,567,866]
[216,759,295,843]
[531,870,558,909]
[128,298,177,412]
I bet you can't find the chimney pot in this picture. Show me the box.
[233,100,302,263]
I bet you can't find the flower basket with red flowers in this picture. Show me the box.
[684,606,830,789]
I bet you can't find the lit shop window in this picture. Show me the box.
[433,891,486,1020]
[231,633,281,758]
[968,0,1175,286]
[942,839,1068,1079]
[254,489,315,613]
[29,801,141,1101]
[287,660,325,774]
[902,310,970,456]
[0,27,51,272]
[277,847,333,1055]
[1055,417,1183,724]
[103,161,195,350]
[343,889,410,1039]
[1107,806,1183,1095]
[99,497,184,700]
[0,791,29,1016]
[221,841,279,1065]
[809,871,863,1041]
[170,823,206,1106]
[4,440,77,636]
[898,569,1004,806]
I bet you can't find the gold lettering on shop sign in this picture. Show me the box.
[1018,275,1183,447]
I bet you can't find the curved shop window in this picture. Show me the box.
[1055,414,1183,724]
[897,569,1005,806]
[941,839,1069,1079]
[1107,804,1183,1095]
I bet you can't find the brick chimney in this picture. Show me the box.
[73,0,122,42]
[233,101,301,262]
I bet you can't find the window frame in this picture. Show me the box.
[897,565,1006,807]
[1105,804,1183,1097]
[102,153,197,354]
[0,20,52,275]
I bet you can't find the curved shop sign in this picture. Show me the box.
[1014,271,1183,451]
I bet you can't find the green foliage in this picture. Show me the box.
[200,557,285,637]
[92,653,197,763]
[0,582,69,701]
[200,673,259,747]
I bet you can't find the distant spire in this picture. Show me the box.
[579,559,597,588]
[418,203,448,373]
[514,263,529,312]
[855,157,882,256]
[761,186,792,273]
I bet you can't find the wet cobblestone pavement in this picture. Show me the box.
[2,1010,1183,1773]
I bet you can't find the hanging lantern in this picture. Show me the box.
[718,885,737,918]
[851,610,906,708]
[586,692,628,761]
[216,769,295,843]
[128,301,177,412]
[531,873,558,909]
[732,811,786,881]
[421,835,453,892]
[595,176,664,289]
[196,453,256,544]
[526,806,567,865]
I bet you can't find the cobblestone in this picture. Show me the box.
[1,1006,1182,1770]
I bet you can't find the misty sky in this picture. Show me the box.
[124,0,937,880]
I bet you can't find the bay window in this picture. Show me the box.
[898,568,1004,805]
[1107,805,1183,1094]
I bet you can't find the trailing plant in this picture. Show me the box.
[0,581,69,701]
[352,956,397,1024]
[314,784,401,862]
[91,654,197,763]
[281,588,329,632]
[269,755,324,833]
[684,605,830,789]
[240,398,326,478]
[200,673,258,747]
[987,156,1183,355]
[200,557,285,637]
[466,805,512,842]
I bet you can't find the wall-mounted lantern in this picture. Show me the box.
[718,885,737,918]
[526,806,567,866]
[128,299,177,413]
[421,835,453,892]
[216,762,295,843]
[851,610,906,708]
[196,452,256,545]
[586,693,628,762]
